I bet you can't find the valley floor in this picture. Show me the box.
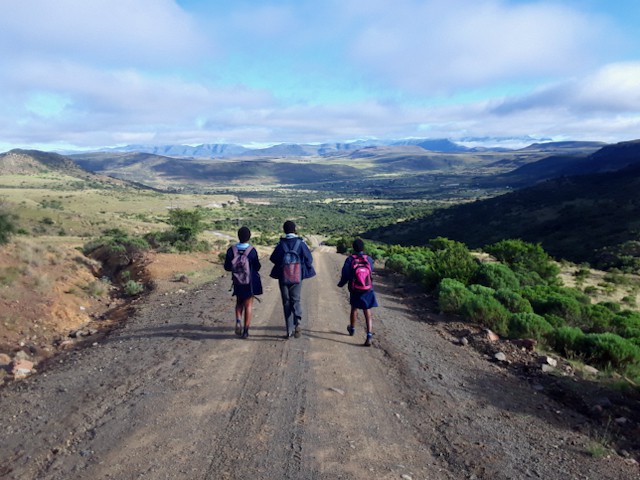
[0,247,638,479]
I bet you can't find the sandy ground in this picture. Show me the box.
[0,246,639,479]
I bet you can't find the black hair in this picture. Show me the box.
[352,238,365,253]
[283,220,296,234]
[238,226,251,243]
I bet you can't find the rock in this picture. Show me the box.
[329,387,345,395]
[58,340,75,349]
[615,417,629,426]
[177,275,190,284]
[583,365,599,375]
[11,359,34,378]
[538,356,558,367]
[14,350,30,361]
[494,352,507,362]
[541,364,555,373]
[0,353,11,367]
[511,338,537,351]
[458,337,469,346]
[485,329,500,342]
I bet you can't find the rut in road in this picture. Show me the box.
[0,247,638,480]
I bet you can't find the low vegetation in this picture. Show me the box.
[378,238,640,384]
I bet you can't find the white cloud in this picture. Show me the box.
[346,0,611,93]
[0,0,213,68]
[491,61,640,114]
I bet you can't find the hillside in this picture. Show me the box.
[0,149,139,189]
[0,149,86,176]
[365,161,640,266]
[486,140,640,188]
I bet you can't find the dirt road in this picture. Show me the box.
[1,247,638,479]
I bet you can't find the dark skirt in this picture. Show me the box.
[233,277,263,300]
[349,289,378,309]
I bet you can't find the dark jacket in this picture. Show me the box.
[269,236,316,280]
[224,244,263,298]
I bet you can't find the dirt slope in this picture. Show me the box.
[0,247,638,479]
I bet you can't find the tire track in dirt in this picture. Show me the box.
[1,248,639,479]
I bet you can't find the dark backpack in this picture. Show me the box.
[349,254,372,292]
[231,245,254,286]
[281,239,302,285]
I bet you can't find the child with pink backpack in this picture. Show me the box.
[337,238,378,346]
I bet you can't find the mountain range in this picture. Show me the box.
[58,137,595,159]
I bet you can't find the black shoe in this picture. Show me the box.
[242,328,249,339]
[294,325,301,338]
[364,333,373,347]
[347,325,355,336]
[235,322,242,336]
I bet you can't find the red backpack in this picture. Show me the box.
[281,239,302,286]
[350,254,372,291]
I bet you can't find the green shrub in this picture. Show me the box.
[471,262,520,290]
[468,284,495,296]
[584,304,616,333]
[429,237,478,287]
[578,333,640,369]
[123,280,144,297]
[166,208,205,242]
[526,289,586,325]
[461,293,510,335]
[494,288,533,314]
[437,278,473,314]
[0,211,18,245]
[543,314,567,329]
[549,326,585,357]
[508,312,553,341]
[484,239,560,285]
[385,254,409,274]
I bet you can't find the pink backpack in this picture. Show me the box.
[350,254,372,291]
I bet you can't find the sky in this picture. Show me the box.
[1,0,640,151]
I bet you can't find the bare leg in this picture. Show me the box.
[363,309,373,334]
[235,298,245,322]
[243,297,254,328]
[350,307,358,329]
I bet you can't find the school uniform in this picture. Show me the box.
[224,243,263,300]
[338,252,378,309]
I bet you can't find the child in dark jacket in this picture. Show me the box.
[269,220,316,338]
[337,238,378,346]
[224,226,263,338]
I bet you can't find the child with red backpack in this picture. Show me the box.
[337,238,378,347]
[224,226,263,338]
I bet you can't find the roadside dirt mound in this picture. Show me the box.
[0,241,223,385]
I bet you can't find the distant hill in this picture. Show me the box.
[68,151,364,188]
[365,159,640,265]
[0,149,84,175]
[69,152,177,172]
[485,140,639,188]
[518,141,607,152]
[391,138,470,153]
[0,149,149,189]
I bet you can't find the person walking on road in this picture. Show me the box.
[269,220,316,339]
[224,226,263,339]
[337,238,378,347]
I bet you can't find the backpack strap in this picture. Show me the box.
[283,239,301,254]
